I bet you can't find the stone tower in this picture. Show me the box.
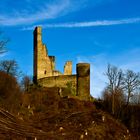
[33,27,54,83]
[76,63,90,101]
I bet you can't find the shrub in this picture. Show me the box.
[0,71,21,113]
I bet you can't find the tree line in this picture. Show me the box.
[0,31,32,92]
[101,64,140,139]
[103,64,140,114]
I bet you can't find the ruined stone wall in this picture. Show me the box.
[49,56,55,70]
[33,27,53,81]
[38,75,76,88]
[52,70,62,76]
[33,26,91,100]
[37,62,91,101]
[64,61,72,75]
[33,27,70,83]
[38,44,53,78]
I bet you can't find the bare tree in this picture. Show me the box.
[102,87,125,118]
[131,91,140,104]
[123,70,140,106]
[0,60,21,77]
[21,75,32,91]
[0,31,9,54]
[105,64,124,114]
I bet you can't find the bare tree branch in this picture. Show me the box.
[123,70,140,106]
[105,64,124,114]
[0,60,21,77]
[0,30,9,54]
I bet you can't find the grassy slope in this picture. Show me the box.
[0,88,136,140]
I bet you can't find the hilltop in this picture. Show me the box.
[0,87,136,140]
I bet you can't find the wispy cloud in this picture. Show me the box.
[22,17,140,30]
[0,0,135,27]
[38,17,140,27]
[0,0,70,26]
[0,0,103,26]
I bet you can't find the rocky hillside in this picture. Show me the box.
[0,87,136,140]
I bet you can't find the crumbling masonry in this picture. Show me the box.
[33,27,90,100]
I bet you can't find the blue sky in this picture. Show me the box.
[0,0,140,97]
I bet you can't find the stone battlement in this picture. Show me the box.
[33,26,91,100]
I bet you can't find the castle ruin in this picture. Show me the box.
[33,26,91,100]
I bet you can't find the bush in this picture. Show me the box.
[0,71,21,113]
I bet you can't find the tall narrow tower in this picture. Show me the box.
[33,27,42,83]
[33,26,52,83]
